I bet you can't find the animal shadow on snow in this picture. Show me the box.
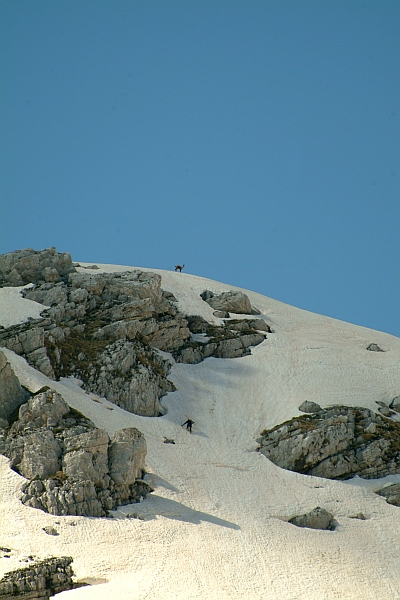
[134,495,240,530]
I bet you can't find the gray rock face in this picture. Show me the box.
[376,483,400,507]
[200,290,255,314]
[0,247,75,287]
[0,350,29,421]
[289,507,336,530]
[109,428,147,485]
[1,389,152,517]
[258,405,400,480]
[299,401,321,413]
[0,556,77,598]
[173,318,267,364]
[0,251,269,416]
[0,268,186,416]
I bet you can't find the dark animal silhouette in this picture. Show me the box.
[182,417,194,433]
[175,264,185,272]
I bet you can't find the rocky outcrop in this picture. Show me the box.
[173,317,267,364]
[257,405,400,480]
[0,249,269,416]
[0,350,29,423]
[0,389,152,517]
[0,266,187,416]
[288,507,337,530]
[376,483,400,507]
[0,556,77,599]
[0,247,75,287]
[200,290,260,315]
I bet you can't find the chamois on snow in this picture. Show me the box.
[175,264,185,272]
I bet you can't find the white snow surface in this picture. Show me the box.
[1,264,400,599]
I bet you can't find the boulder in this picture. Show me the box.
[0,247,75,287]
[299,401,321,413]
[16,389,69,430]
[201,290,253,314]
[376,483,400,507]
[109,428,147,485]
[0,350,29,421]
[367,343,384,352]
[289,507,336,530]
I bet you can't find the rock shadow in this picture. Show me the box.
[144,473,180,493]
[132,495,240,530]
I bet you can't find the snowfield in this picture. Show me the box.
[1,264,400,599]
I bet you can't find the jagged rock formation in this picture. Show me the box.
[200,290,260,315]
[174,316,267,364]
[0,389,152,517]
[0,350,29,424]
[0,247,75,287]
[0,248,269,416]
[288,507,337,531]
[0,556,77,599]
[257,405,400,480]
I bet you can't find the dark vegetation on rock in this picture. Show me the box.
[0,556,79,599]
[0,248,269,417]
[257,405,400,481]
[0,389,152,517]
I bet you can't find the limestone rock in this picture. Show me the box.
[1,389,151,517]
[109,428,146,485]
[0,247,75,287]
[258,405,400,480]
[0,556,77,598]
[289,507,336,530]
[201,290,253,314]
[0,350,29,421]
[0,249,268,418]
[376,483,400,507]
[367,343,384,352]
[299,401,321,413]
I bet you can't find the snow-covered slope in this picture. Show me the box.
[1,264,400,599]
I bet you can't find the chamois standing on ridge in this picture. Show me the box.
[175,264,185,272]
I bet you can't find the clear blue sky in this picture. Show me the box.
[1,1,399,337]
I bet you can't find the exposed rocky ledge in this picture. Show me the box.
[173,315,267,364]
[0,389,152,517]
[0,248,269,416]
[0,247,75,287]
[0,556,78,599]
[257,404,400,480]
